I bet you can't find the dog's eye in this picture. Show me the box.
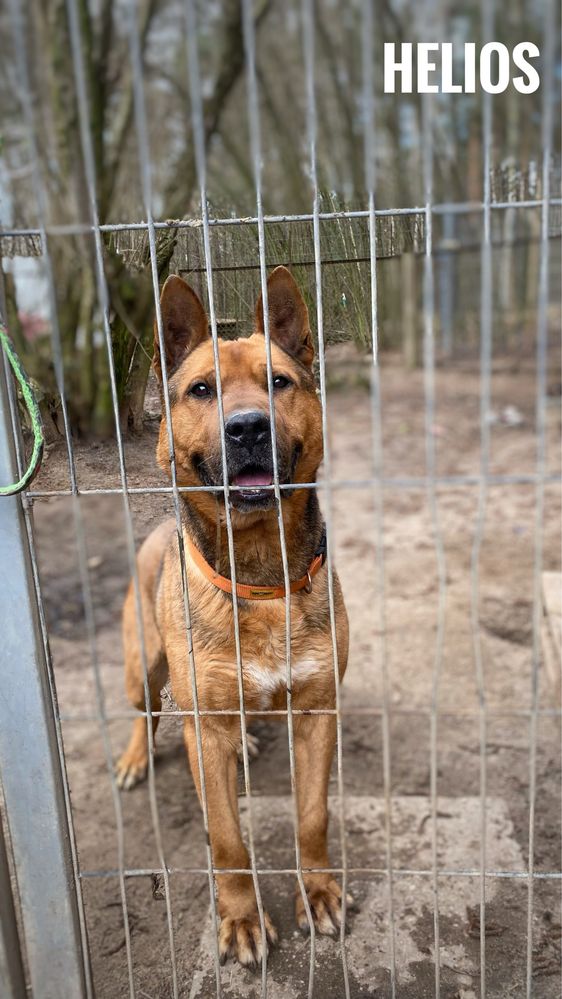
[189,382,211,399]
[273,374,292,390]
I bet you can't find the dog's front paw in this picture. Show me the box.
[218,909,277,969]
[296,879,355,937]
[115,748,148,790]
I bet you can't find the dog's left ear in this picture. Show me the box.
[254,267,314,368]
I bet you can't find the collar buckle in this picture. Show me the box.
[303,570,313,594]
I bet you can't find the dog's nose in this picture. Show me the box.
[225,410,270,449]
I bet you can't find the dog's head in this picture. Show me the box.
[154,267,322,523]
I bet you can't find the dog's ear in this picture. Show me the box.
[254,267,314,368]
[153,275,209,382]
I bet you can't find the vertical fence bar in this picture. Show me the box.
[361,1,397,994]
[421,68,448,999]
[439,213,455,356]
[301,1,350,996]
[0,366,87,999]
[526,0,555,992]
[470,0,495,993]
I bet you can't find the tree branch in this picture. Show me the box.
[165,0,273,218]
[101,0,160,218]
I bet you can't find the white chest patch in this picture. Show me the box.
[243,658,318,709]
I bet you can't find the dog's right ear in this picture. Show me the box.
[153,275,209,383]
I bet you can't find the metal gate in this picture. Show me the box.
[0,0,560,997]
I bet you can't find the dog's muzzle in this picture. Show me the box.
[225,410,276,511]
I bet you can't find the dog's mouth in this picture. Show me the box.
[193,445,302,512]
[230,465,274,506]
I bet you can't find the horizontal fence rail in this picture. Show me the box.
[1,198,562,241]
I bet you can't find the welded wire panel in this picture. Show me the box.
[0,1,560,998]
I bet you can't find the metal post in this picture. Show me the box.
[0,365,87,999]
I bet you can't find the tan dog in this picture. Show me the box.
[116,267,349,968]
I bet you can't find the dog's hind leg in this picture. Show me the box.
[116,522,173,790]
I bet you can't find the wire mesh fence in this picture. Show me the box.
[0,0,560,998]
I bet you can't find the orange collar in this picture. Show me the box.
[186,528,326,601]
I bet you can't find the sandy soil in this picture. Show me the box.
[29,349,561,998]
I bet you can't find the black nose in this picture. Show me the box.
[225,410,270,449]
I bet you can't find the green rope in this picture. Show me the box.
[0,321,44,496]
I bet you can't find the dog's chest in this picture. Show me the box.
[235,599,325,709]
[167,565,332,711]
[242,656,318,710]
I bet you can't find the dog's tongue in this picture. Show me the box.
[232,471,273,488]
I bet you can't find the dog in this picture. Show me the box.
[116,266,349,968]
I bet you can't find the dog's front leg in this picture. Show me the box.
[293,713,352,936]
[183,718,277,968]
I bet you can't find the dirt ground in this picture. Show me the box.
[29,348,561,998]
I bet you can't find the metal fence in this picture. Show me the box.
[0,0,559,998]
